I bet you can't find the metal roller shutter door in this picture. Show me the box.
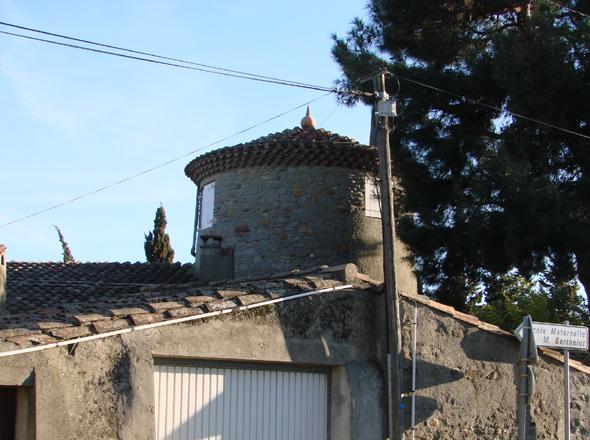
[154,363,329,440]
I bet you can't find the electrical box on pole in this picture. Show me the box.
[377,99,397,118]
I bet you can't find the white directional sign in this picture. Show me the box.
[514,321,588,351]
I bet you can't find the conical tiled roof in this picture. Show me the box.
[185,126,377,184]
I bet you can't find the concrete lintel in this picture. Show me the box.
[0,365,34,386]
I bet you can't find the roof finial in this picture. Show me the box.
[300,106,317,130]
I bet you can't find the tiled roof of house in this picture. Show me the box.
[184,126,378,184]
[0,262,587,374]
[6,261,199,314]
[0,264,360,350]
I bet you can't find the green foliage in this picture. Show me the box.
[470,272,589,331]
[333,0,590,319]
[144,205,175,263]
[54,225,75,264]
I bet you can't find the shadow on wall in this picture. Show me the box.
[405,358,465,391]
[402,358,464,430]
[460,329,518,364]
[412,396,439,427]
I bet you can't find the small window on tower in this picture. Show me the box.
[199,181,215,229]
[365,177,381,218]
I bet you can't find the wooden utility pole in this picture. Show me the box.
[362,68,403,440]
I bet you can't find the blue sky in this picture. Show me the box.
[0,0,372,263]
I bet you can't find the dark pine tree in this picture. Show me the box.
[54,225,75,264]
[333,0,590,318]
[145,205,175,263]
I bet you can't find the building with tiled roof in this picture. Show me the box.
[185,108,417,293]
[0,113,588,440]
[6,261,199,314]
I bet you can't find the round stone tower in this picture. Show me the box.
[185,108,416,293]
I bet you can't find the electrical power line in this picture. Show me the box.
[319,104,340,127]
[0,20,323,90]
[393,73,590,140]
[0,22,372,98]
[0,29,340,94]
[545,0,590,18]
[0,92,333,228]
[1,21,586,139]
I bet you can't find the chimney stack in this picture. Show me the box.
[0,244,6,312]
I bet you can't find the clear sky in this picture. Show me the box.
[0,0,372,263]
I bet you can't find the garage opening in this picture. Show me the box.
[154,360,329,440]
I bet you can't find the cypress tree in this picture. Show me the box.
[54,225,75,264]
[144,205,175,263]
[333,0,590,317]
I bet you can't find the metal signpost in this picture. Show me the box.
[514,318,589,440]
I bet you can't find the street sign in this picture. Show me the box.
[514,321,589,351]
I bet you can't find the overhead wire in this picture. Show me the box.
[0,29,341,94]
[544,0,590,18]
[0,21,371,97]
[0,20,326,89]
[319,104,340,127]
[0,19,588,230]
[0,92,333,228]
[1,20,584,139]
[392,73,590,140]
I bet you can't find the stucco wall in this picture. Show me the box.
[0,289,385,440]
[0,289,587,439]
[197,166,416,295]
[399,299,590,440]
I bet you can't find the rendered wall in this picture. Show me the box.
[0,289,384,440]
[399,299,590,440]
[0,288,585,439]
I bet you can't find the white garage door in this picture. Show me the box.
[154,362,329,440]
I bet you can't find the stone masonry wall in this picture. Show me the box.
[197,165,417,294]
[399,299,590,440]
[198,166,380,278]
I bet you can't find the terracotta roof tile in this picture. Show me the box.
[130,313,165,326]
[148,301,185,312]
[184,126,377,184]
[73,313,111,324]
[110,307,149,317]
[36,321,74,330]
[237,294,267,306]
[49,325,92,340]
[92,319,130,334]
[0,328,40,338]
[167,307,204,319]
[204,300,239,312]
[216,289,243,299]
[184,295,215,305]
[5,333,59,346]
[6,261,199,314]
[0,263,587,374]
